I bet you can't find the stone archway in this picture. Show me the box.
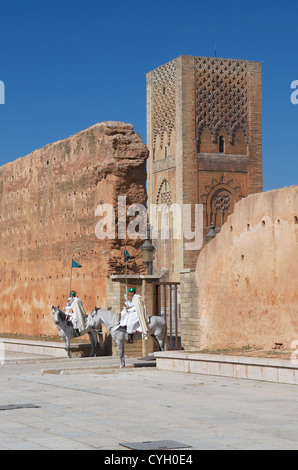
[206,184,237,228]
[210,188,234,226]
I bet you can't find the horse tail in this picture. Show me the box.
[163,323,168,351]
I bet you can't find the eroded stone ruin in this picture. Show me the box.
[0,121,148,335]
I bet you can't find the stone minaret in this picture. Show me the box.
[147,55,262,281]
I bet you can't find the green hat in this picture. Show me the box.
[128,287,136,293]
[69,290,77,297]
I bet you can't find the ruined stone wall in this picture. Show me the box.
[196,186,298,351]
[0,122,148,336]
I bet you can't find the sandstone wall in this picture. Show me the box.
[196,186,298,350]
[0,122,148,336]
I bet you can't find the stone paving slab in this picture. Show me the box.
[0,352,298,450]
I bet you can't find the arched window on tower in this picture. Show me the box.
[219,136,225,153]
[210,189,234,227]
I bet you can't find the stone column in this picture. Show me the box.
[180,269,200,351]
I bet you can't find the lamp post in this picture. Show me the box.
[141,225,155,275]
[205,222,217,243]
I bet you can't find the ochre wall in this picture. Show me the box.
[0,122,148,336]
[196,186,298,350]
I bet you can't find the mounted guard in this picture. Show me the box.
[120,287,149,343]
[63,290,89,337]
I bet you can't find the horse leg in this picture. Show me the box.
[151,335,163,352]
[151,335,162,351]
[88,330,98,357]
[116,339,125,368]
[65,336,71,358]
[58,327,72,358]
[93,330,98,357]
[152,324,168,351]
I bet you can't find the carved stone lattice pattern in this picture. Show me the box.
[211,190,233,226]
[195,57,248,144]
[160,191,172,206]
[156,178,173,206]
[151,61,176,150]
[214,194,231,213]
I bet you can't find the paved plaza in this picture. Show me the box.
[0,351,298,450]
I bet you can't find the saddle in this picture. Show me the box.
[109,323,136,343]
[118,325,128,333]
[114,323,142,335]
[110,322,126,334]
[66,315,74,327]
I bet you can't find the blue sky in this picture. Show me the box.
[0,0,297,192]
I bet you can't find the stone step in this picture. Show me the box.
[0,338,68,357]
[155,351,298,385]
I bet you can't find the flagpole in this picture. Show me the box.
[69,256,82,295]
[70,259,73,293]
[125,243,128,297]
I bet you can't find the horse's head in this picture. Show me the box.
[90,306,98,316]
[52,305,62,325]
[89,307,99,329]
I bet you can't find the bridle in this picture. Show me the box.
[53,307,68,330]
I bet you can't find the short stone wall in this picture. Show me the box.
[180,269,200,351]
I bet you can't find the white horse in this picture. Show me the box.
[52,306,100,358]
[90,307,168,368]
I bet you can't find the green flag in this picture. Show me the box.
[124,250,130,263]
[72,260,82,268]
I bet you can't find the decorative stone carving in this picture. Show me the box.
[150,61,176,150]
[156,178,173,206]
[200,174,246,226]
[195,57,248,144]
